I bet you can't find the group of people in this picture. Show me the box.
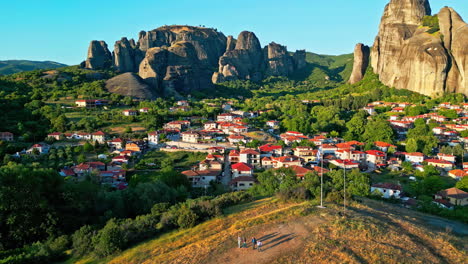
[238,236,263,252]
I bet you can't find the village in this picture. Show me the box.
[1,99,468,210]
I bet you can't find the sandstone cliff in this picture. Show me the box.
[139,41,212,96]
[85,41,112,69]
[212,33,307,83]
[370,0,468,96]
[349,43,370,84]
[84,25,308,95]
[212,31,265,83]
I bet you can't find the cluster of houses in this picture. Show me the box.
[3,98,468,210]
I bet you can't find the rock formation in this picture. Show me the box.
[105,72,157,100]
[85,41,112,69]
[139,41,212,95]
[212,33,307,83]
[136,26,226,68]
[438,7,468,94]
[293,50,307,70]
[370,0,468,96]
[84,25,308,94]
[349,43,370,84]
[212,31,265,83]
[113,37,137,73]
[265,42,294,76]
[226,36,236,52]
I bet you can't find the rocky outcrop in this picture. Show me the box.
[349,43,370,84]
[439,7,468,95]
[105,72,158,100]
[136,26,226,68]
[293,50,307,70]
[370,0,468,96]
[226,36,236,52]
[213,31,265,83]
[265,42,294,76]
[113,38,138,73]
[85,41,112,69]
[139,41,212,95]
[85,25,308,92]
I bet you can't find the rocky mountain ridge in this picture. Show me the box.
[354,0,468,97]
[83,26,306,99]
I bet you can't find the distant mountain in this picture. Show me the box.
[0,60,67,75]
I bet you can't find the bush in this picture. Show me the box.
[0,236,69,264]
[176,206,199,229]
[422,15,440,34]
[71,225,95,257]
[277,186,311,201]
[92,219,127,257]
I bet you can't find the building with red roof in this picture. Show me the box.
[287,165,313,179]
[329,159,360,169]
[425,159,454,171]
[231,162,254,178]
[229,176,256,191]
[258,144,283,157]
[435,188,468,206]
[405,152,424,163]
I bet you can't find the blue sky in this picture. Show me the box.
[0,0,466,65]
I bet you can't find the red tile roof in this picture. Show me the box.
[258,144,282,152]
[231,162,253,171]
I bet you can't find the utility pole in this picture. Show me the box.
[317,148,326,209]
[343,166,346,212]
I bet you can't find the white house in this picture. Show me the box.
[181,170,220,188]
[405,152,424,163]
[181,131,200,143]
[371,183,402,199]
[231,162,254,178]
[107,138,124,150]
[92,131,106,143]
[437,153,456,163]
[123,109,138,116]
[230,176,255,191]
[148,132,159,147]
[217,113,234,122]
[240,149,261,167]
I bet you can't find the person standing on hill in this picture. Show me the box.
[257,240,262,252]
[242,237,247,248]
[238,236,242,248]
[251,237,257,250]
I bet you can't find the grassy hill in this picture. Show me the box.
[290,52,354,84]
[0,60,67,75]
[67,198,467,264]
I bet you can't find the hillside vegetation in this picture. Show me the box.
[69,198,468,264]
[0,60,67,75]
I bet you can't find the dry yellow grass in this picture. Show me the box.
[72,198,467,264]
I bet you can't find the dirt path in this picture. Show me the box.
[207,216,324,264]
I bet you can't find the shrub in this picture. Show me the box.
[422,15,440,34]
[277,186,311,201]
[176,206,199,229]
[92,219,127,257]
[71,225,95,257]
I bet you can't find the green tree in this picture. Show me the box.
[83,142,94,152]
[0,164,64,249]
[92,219,126,257]
[406,138,418,153]
[344,110,367,141]
[362,118,394,143]
[456,177,468,192]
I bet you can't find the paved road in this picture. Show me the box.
[221,153,232,186]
